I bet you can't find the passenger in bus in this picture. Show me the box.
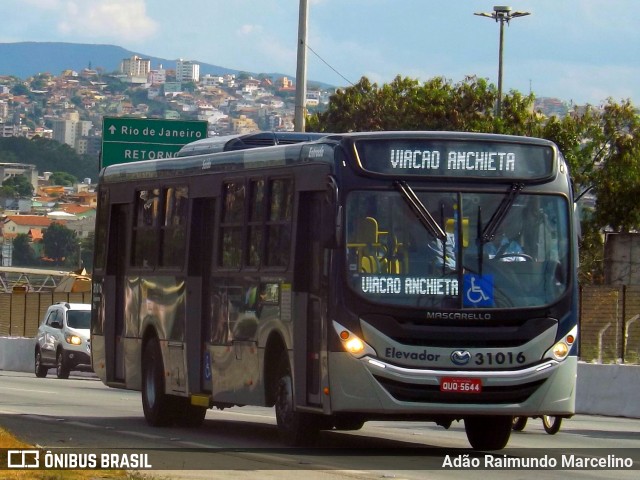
[426,232,456,272]
[486,217,527,262]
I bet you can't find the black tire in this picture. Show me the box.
[173,397,207,428]
[464,415,512,450]
[35,350,48,378]
[542,415,562,435]
[56,351,69,379]
[274,356,320,446]
[512,416,528,431]
[141,338,175,427]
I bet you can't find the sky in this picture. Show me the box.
[2,0,639,106]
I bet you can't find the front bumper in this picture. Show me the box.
[328,352,577,417]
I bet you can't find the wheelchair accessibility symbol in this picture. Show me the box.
[204,351,212,381]
[463,274,493,307]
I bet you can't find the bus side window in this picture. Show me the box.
[247,179,265,268]
[220,180,245,269]
[160,186,188,268]
[132,189,160,268]
[265,178,293,267]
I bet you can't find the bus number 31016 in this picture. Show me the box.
[475,352,526,366]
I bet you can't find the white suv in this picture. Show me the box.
[34,302,92,379]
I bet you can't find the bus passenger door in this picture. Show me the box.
[187,197,216,394]
[105,203,127,383]
[294,192,329,408]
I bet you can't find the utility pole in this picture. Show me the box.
[294,0,309,132]
[474,6,530,118]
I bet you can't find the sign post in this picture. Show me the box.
[101,117,208,168]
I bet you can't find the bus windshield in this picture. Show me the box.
[345,190,570,309]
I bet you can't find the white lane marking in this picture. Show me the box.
[2,387,55,394]
[115,430,164,440]
[65,421,101,429]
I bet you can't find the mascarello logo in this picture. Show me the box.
[450,350,471,366]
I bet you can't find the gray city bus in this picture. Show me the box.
[91,131,579,450]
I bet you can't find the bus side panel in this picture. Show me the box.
[208,280,265,405]
[137,274,188,394]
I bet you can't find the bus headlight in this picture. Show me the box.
[333,321,376,358]
[546,326,577,361]
[552,342,569,359]
[345,336,366,354]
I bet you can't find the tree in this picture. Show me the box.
[0,136,98,182]
[42,223,78,265]
[588,100,640,233]
[49,171,78,187]
[12,234,36,266]
[541,99,640,233]
[10,83,29,96]
[309,75,546,136]
[2,175,34,197]
[79,233,95,271]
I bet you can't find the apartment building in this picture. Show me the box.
[120,55,151,76]
[52,118,92,152]
[0,100,8,120]
[148,67,167,85]
[176,59,200,83]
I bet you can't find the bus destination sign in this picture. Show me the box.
[354,139,555,180]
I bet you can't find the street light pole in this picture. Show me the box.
[294,0,309,132]
[474,6,530,118]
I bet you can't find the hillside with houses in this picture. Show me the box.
[0,48,573,271]
[0,51,336,269]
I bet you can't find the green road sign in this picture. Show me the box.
[101,117,208,168]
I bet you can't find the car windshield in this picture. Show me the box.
[345,190,570,309]
[67,310,91,329]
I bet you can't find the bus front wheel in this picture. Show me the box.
[464,415,512,450]
[142,338,174,427]
[274,356,320,446]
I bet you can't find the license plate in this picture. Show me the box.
[440,377,482,393]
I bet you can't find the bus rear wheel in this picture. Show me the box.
[142,338,174,427]
[274,357,320,446]
[464,415,512,450]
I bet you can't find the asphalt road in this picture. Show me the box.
[1,370,639,479]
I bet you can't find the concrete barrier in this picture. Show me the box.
[0,338,637,418]
[575,362,640,418]
[0,337,35,373]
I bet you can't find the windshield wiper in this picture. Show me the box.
[480,182,524,243]
[394,180,446,241]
